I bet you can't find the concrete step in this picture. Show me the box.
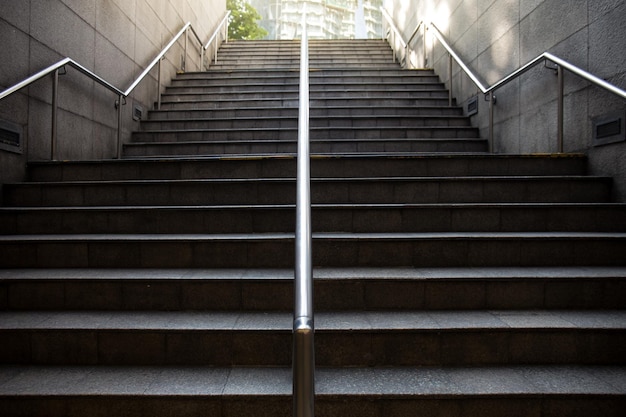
[138,115,470,131]
[0,365,623,417]
[211,53,395,62]
[2,203,625,234]
[3,176,612,207]
[208,62,402,70]
[130,126,479,142]
[160,89,450,101]
[158,96,455,110]
[2,267,625,311]
[164,81,446,93]
[1,310,624,366]
[25,154,588,182]
[0,232,624,268]
[122,138,481,156]
[172,73,442,86]
[179,68,438,82]
[146,106,464,120]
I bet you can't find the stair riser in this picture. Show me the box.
[161,90,450,100]
[171,75,442,85]
[26,156,588,182]
[1,237,624,268]
[209,63,402,69]
[212,54,393,62]
[131,127,479,141]
[0,395,622,417]
[147,107,464,120]
[3,206,625,234]
[138,117,470,131]
[1,329,622,366]
[165,83,445,93]
[211,57,397,63]
[187,68,437,76]
[212,52,393,59]
[158,98,453,109]
[3,278,624,311]
[4,178,611,206]
[124,137,485,155]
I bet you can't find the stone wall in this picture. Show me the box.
[384,0,626,200]
[0,0,226,184]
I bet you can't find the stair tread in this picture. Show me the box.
[8,175,611,186]
[26,152,586,164]
[2,231,626,241]
[3,202,625,210]
[2,310,625,331]
[2,266,625,280]
[0,365,624,396]
[142,115,467,121]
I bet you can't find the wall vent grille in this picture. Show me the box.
[467,96,478,116]
[0,120,23,154]
[593,111,625,147]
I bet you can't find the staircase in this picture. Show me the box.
[1,39,625,416]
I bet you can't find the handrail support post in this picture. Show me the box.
[557,64,564,153]
[183,27,189,72]
[116,93,123,159]
[51,68,59,161]
[448,53,453,106]
[157,58,162,110]
[488,91,495,153]
[423,24,427,68]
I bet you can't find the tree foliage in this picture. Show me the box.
[227,0,268,40]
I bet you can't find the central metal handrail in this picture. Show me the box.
[0,15,230,161]
[293,10,314,417]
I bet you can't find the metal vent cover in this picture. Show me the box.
[467,95,478,116]
[0,119,23,154]
[593,111,625,147]
[133,104,143,121]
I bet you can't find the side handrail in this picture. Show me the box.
[127,22,203,100]
[380,7,406,65]
[380,7,425,69]
[293,10,314,417]
[380,7,626,153]
[0,16,229,160]
[428,22,626,152]
[202,11,231,69]
[0,57,124,100]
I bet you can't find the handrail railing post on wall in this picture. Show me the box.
[157,57,162,110]
[184,27,189,72]
[448,53,453,107]
[0,17,231,162]
[557,64,564,153]
[488,91,495,153]
[117,93,124,158]
[381,8,626,154]
[293,11,314,417]
[203,11,231,70]
[51,68,59,160]
[423,21,626,154]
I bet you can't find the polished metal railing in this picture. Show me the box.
[203,11,231,70]
[380,7,425,70]
[293,10,314,417]
[381,8,626,153]
[0,15,229,161]
[380,7,407,66]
